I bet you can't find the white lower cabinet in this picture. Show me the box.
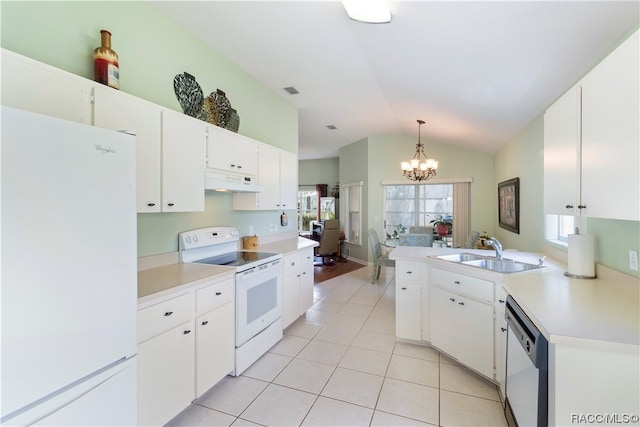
[430,286,495,379]
[138,320,195,427]
[495,287,508,398]
[396,261,427,341]
[282,248,314,329]
[195,303,234,397]
[137,275,235,426]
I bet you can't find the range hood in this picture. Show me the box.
[204,171,263,193]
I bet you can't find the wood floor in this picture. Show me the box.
[313,258,365,283]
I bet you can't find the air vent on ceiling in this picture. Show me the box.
[284,86,299,95]
[326,125,338,130]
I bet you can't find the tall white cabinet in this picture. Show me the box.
[544,29,639,220]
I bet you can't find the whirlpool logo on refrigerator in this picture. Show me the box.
[94,144,116,154]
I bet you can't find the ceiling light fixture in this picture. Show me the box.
[401,120,438,182]
[342,0,391,24]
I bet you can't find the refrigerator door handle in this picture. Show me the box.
[1,358,136,426]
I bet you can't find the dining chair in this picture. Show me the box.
[367,228,396,283]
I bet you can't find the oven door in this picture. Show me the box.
[235,261,283,347]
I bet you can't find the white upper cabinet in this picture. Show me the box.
[206,125,258,176]
[543,85,582,216]
[233,143,298,211]
[580,29,639,221]
[544,29,639,220]
[1,49,92,124]
[92,85,162,213]
[161,110,207,212]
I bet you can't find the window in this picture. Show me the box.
[383,184,453,238]
[341,182,362,245]
[297,187,318,232]
[544,214,575,245]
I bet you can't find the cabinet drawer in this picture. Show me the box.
[431,267,493,301]
[284,253,300,276]
[299,249,314,267]
[138,293,193,343]
[196,280,234,314]
[397,262,425,283]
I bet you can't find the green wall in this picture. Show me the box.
[298,158,339,188]
[339,138,369,262]
[1,1,298,257]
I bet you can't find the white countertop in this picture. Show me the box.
[390,246,640,348]
[138,236,317,305]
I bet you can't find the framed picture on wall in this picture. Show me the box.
[498,177,520,234]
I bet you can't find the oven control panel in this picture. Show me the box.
[179,227,240,250]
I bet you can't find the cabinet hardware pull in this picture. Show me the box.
[454,281,460,284]
[458,301,465,306]
[449,297,455,302]
[230,164,236,168]
[201,321,209,326]
[501,327,507,332]
[183,330,191,335]
[237,165,242,169]
[401,287,407,290]
[215,292,222,296]
[565,204,574,209]
[167,203,175,207]
[147,203,156,207]
[578,204,587,209]
[499,299,505,303]
[164,311,173,316]
[406,271,413,274]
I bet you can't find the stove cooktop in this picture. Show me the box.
[193,251,280,267]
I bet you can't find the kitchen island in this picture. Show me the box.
[390,245,639,426]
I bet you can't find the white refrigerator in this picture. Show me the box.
[1,106,138,426]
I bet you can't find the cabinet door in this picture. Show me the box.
[298,249,315,314]
[543,85,581,216]
[430,287,494,379]
[195,303,234,397]
[92,86,162,213]
[495,288,508,398]
[206,126,258,176]
[282,272,300,329]
[581,30,639,221]
[397,283,422,341]
[138,321,195,427]
[279,150,298,210]
[1,49,92,124]
[161,110,206,212]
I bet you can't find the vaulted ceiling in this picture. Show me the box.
[152,1,639,159]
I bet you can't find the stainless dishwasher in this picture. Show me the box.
[504,296,548,427]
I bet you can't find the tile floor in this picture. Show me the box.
[167,265,508,427]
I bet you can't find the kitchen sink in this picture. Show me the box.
[461,258,542,273]
[431,253,544,274]
[433,253,484,263]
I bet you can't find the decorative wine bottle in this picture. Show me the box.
[93,30,119,90]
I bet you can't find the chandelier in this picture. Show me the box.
[401,120,438,181]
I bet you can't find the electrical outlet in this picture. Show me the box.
[629,250,638,271]
[249,225,254,235]
[269,224,274,232]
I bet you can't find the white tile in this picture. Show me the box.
[370,410,435,426]
[301,308,335,324]
[339,302,374,317]
[311,298,345,313]
[268,334,309,357]
[393,342,440,362]
[297,339,349,366]
[285,319,324,339]
[241,352,291,382]
[302,396,374,426]
[196,376,268,417]
[240,384,316,427]
[369,305,395,320]
[440,390,508,426]
[376,378,439,425]
[273,358,335,394]
[362,317,396,335]
[230,418,261,426]
[351,330,397,353]
[339,346,392,376]
[386,354,439,388]
[321,367,384,408]
[166,404,236,427]
[440,363,500,401]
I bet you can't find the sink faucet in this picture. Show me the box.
[486,237,503,260]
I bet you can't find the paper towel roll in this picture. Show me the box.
[567,233,596,278]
